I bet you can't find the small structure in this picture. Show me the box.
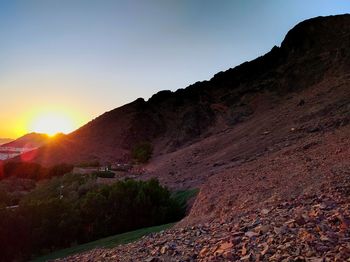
[111,163,132,172]
[99,166,110,172]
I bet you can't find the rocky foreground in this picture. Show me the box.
[57,172,350,262]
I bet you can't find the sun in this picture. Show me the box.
[29,111,75,136]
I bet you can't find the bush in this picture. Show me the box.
[76,161,100,168]
[93,171,115,178]
[0,177,36,205]
[0,162,73,180]
[131,142,153,163]
[0,177,184,261]
[79,179,183,240]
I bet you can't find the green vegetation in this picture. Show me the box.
[76,160,100,168]
[92,170,115,178]
[30,188,199,261]
[131,141,153,163]
[0,174,185,261]
[0,162,73,180]
[21,173,98,205]
[172,188,200,209]
[32,223,174,262]
[33,189,199,262]
[0,177,36,206]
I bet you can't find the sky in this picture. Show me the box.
[0,0,350,138]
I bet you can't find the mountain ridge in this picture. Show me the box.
[21,14,350,167]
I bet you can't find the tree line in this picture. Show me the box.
[0,161,73,180]
[0,174,184,261]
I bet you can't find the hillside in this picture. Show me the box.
[22,14,350,168]
[1,132,50,149]
[53,14,350,261]
[0,138,13,146]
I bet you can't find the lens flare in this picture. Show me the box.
[29,111,75,136]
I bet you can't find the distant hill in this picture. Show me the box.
[1,133,50,149]
[0,138,13,146]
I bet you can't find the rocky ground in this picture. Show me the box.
[56,170,350,262]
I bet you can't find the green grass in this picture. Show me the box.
[31,223,175,262]
[172,188,199,209]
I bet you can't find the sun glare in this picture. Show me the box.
[29,111,75,136]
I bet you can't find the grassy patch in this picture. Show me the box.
[31,223,175,262]
[172,188,199,209]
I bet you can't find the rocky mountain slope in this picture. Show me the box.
[24,15,350,167]
[53,14,350,261]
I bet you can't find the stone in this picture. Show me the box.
[214,241,233,256]
[240,253,252,261]
[160,245,169,254]
[260,243,269,256]
[199,247,209,257]
[245,231,259,238]
[145,257,162,262]
[261,208,270,215]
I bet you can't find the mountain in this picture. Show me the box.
[24,15,350,260]
[1,132,50,149]
[0,138,13,146]
[24,15,350,168]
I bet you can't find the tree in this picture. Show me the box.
[131,142,153,163]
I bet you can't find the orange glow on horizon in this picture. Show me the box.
[29,111,75,136]
[9,107,87,138]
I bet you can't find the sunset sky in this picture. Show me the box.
[1,0,350,138]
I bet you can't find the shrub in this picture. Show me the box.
[76,160,100,168]
[0,162,73,180]
[93,171,115,178]
[131,142,153,163]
